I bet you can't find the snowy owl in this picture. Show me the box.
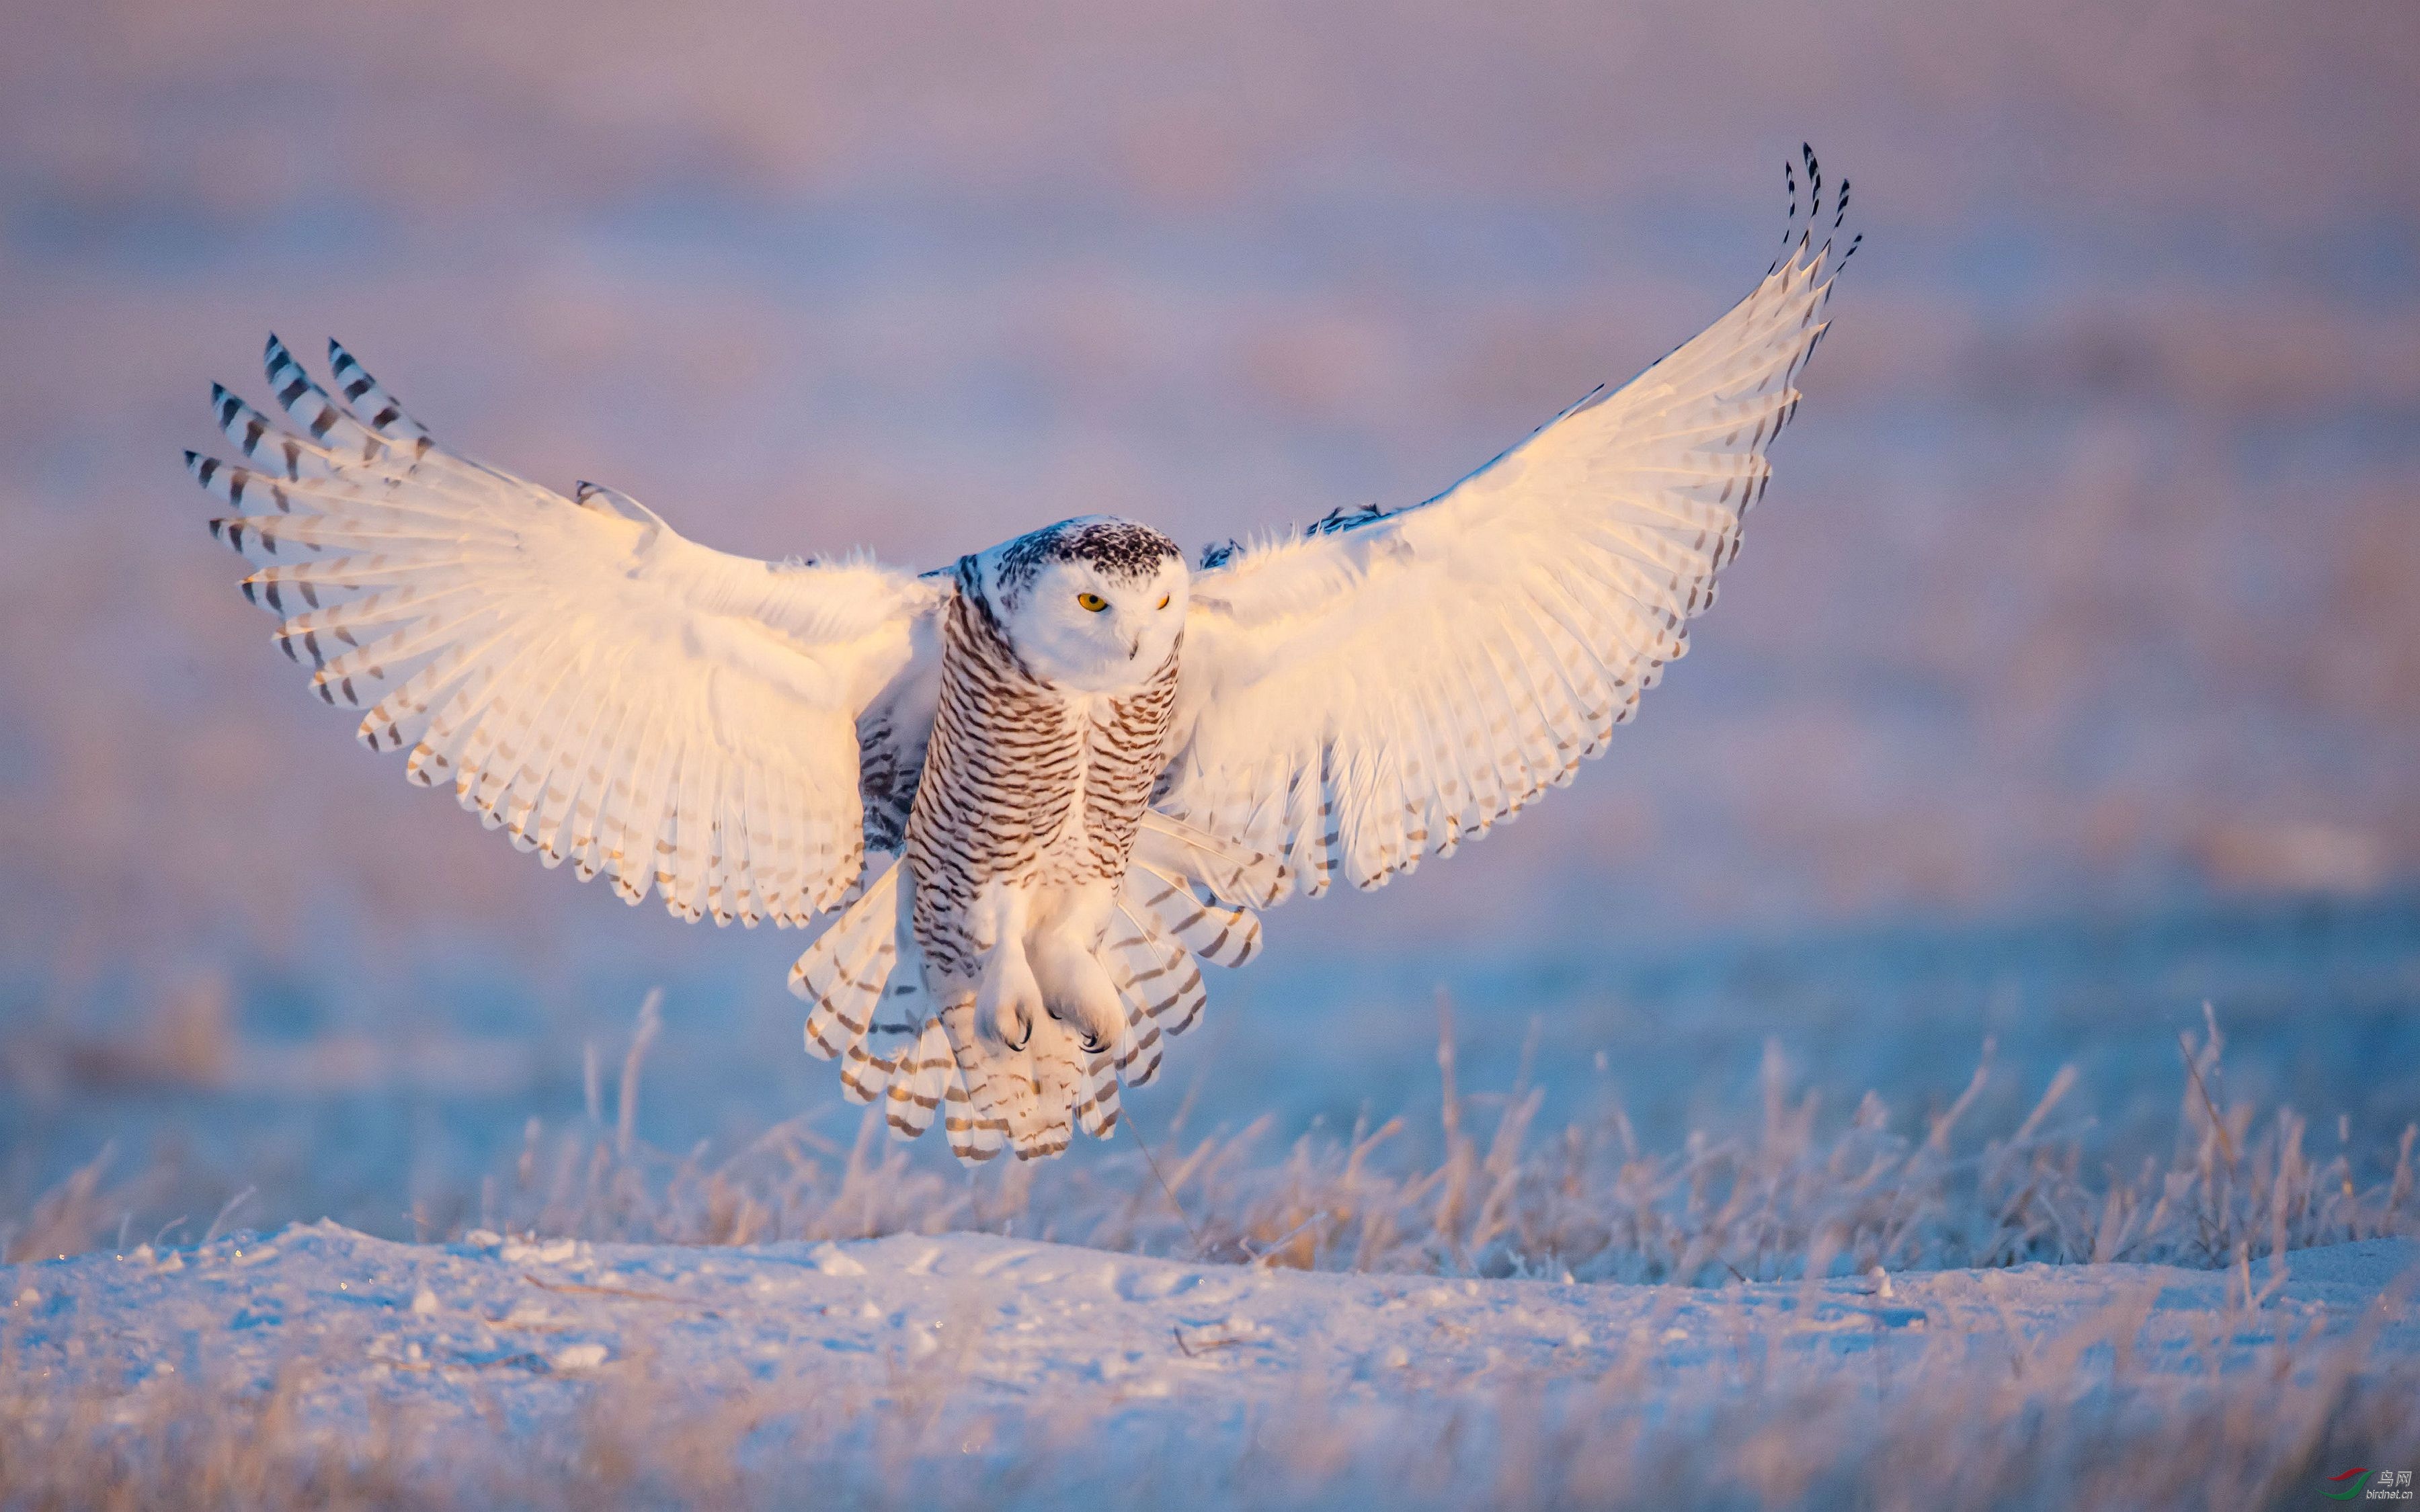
[188,152,1855,1163]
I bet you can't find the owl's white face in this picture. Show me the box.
[986,518,1189,693]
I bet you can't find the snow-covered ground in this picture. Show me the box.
[5,1224,2416,1507]
[5,897,2416,1505]
[17,1223,2418,1423]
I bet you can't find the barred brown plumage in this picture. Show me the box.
[899,554,1184,1160]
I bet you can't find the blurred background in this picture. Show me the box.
[2,0,2415,1238]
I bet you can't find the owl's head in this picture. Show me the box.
[979,517,1188,691]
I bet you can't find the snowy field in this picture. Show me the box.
[3,1226,2416,1508]
[5,893,2419,1508]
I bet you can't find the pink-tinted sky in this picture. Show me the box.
[2,0,2415,1015]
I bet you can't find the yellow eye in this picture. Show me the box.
[1157,595,1170,609]
[1076,591,1108,613]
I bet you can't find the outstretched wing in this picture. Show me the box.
[1160,156,1854,898]
[189,337,944,926]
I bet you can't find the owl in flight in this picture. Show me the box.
[189,152,1853,1163]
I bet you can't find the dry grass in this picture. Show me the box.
[450,1004,2419,1285]
[9,1006,2415,1286]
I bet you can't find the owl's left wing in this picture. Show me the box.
[189,337,944,927]
[1160,172,1851,899]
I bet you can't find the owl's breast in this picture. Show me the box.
[902,590,1180,972]
[1069,644,1180,880]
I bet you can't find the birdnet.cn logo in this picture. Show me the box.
[2327,1468,2415,1501]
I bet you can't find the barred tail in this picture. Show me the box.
[790,859,901,1064]
[1092,815,1277,1091]
[839,816,1281,1167]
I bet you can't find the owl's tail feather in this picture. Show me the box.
[790,858,900,1067]
[881,1020,953,1142]
[794,858,942,1127]
[1088,816,1279,1093]
[1102,898,1205,1089]
[1127,811,1283,967]
[934,995,1127,1167]
[940,1052,1010,1164]
[851,943,930,1111]
[834,818,1281,1167]
[1074,1048,1123,1139]
[937,993,1079,1163]
[1133,811,1289,910]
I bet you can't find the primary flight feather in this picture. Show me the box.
[188,150,1855,1163]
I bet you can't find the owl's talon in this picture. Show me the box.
[1045,1005,1105,1056]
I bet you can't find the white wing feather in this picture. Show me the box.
[191,337,942,926]
[1162,194,1851,898]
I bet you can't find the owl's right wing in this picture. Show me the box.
[188,337,945,927]
[1161,156,1853,900]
